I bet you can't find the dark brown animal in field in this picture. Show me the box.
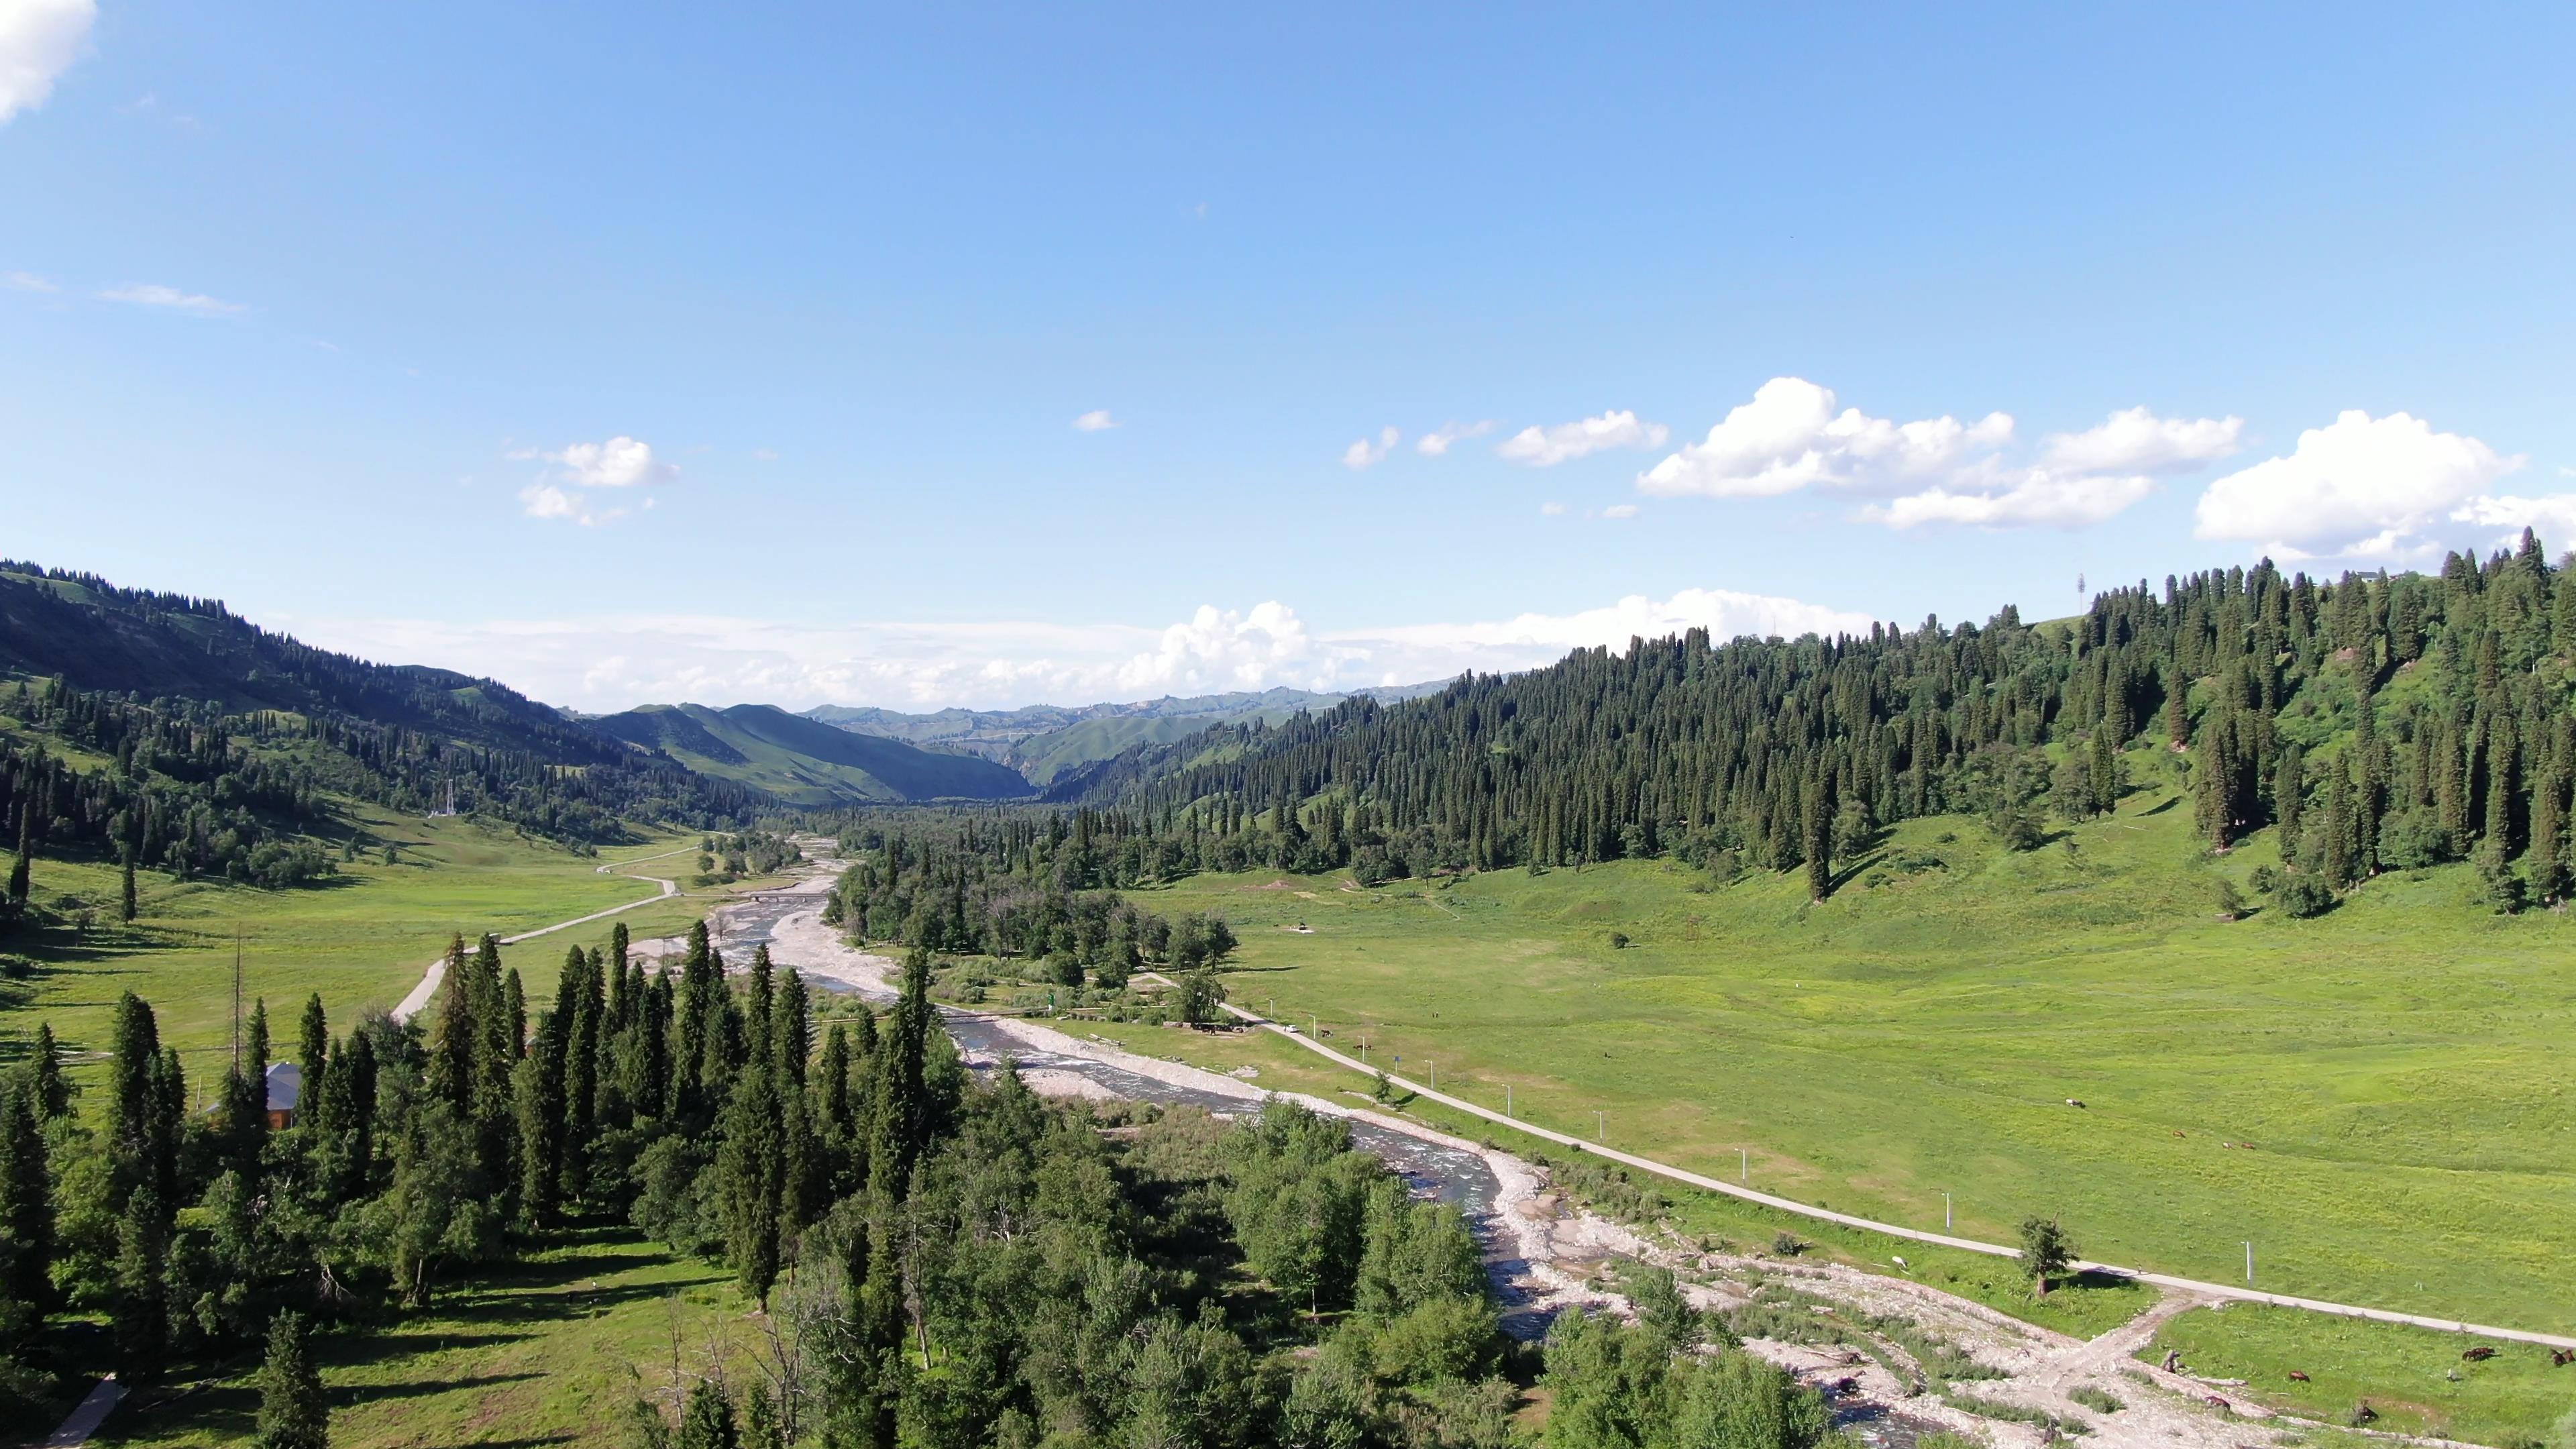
[2354,1405,2378,1424]
[2173,1130,2186,1138]
[2552,1349,2575,1367]
[1833,1377,1861,1395]
[2066,1098,2086,1108]
[2462,1346,2497,1362]
[2288,1371,2310,1382]
[2206,1396,2232,1411]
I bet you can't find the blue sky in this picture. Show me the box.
[5,3,2573,710]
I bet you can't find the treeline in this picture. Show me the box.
[0,932,1841,1448]
[0,677,766,910]
[825,816,1236,985]
[0,561,768,846]
[1040,536,2576,908]
[0,680,344,891]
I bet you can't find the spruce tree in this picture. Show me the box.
[253,1310,330,1449]
[428,934,476,1109]
[107,991,162,1203]
[26,1020,70,1120]
[2272,743,2305,861]
[0,1080,52,1317]
[678,1381,739,1449]
[298,994,331,1121]
[7,808,31,906]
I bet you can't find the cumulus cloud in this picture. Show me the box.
[2041,406,2243,474]
[0,0,93,124]
[290,585,1878,714]
[2194,409,2524,558]
[1342,426,1401,470]
[1640,378,2254,532]
[515,436,678,524]
[1867,474,2155,530]
[1072,409,1118,432]
[548,436,674,488]
[1498,410,1668,466]
[1602,503,1639,519]
[99,282,245,317]
[1640,378,2012,498]
[1415,420,1496,456]
[5,270,55,292]
[1539,502,1567,516]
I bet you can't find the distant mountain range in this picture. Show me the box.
[588,702,1032,805]
[804,684,1445,785]
[0,556,1450,815]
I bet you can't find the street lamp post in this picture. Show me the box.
[1943,1192,1952,1230]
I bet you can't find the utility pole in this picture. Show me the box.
[1739,1148,1748,1184]
[1505,1084,1512,1118]
[1595,1110,1605,1143]
[231,925,244,1075]
[2245,1242,2255,1285]
[1428,1061,1435,1090]
[1943,1191,1953,1230]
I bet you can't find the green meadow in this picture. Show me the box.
[90,1230,761,1448]
[1129,757,2576,1336]
[2,810,694,1089]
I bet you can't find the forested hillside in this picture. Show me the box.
[0,564,763,856]
[592,702,1033,804]
[808,684,1442,782]
[1041,537,2576,909]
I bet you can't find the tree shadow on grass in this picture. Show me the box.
[350,1370,545,1403]
[322,1330,536,1370]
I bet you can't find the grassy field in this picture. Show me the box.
[1120,759,2576,1335]
[1066,1012,2155,1340]
[2145,1304,2575,1447]
[1,810,696,1091]
[91,1230,761,1448]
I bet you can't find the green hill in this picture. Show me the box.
[592,702,1033,805]
[807,683,1441,782]
[0,561,759,849]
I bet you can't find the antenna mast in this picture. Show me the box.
[231,926,244,1074]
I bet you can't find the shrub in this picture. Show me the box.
[2276,873,2337,918]
[2070,1385,2124,1414]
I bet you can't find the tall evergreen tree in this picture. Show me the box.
[0,1080,52,1318]
[253,1310,330,1449]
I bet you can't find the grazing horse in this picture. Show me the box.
[2462,1346,2497,1362]
[2287,1371,2310,1382]
[2551,1349,2575,1367]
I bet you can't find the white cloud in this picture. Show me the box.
[1498,410,1669,467]
[1342,426,1401,470]
[290,584,1878,714]
[514,436,677,524]
[1638,380,2254,532]
[1415,420,1496,456]
[2041,406,2243,474]
[5,270,55,292]
[2451,494,2576,545]
[1867,473,2154,530]
[0,0,92,124]
[2193,409,2524,558]
[547,435,674,488]
[1073,409,1119,432]
[1539,502,1567,516]
[1640,377,2012,498]
[99,282,245,317]
[752,447,779,461]
[1602,503,1640,519]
